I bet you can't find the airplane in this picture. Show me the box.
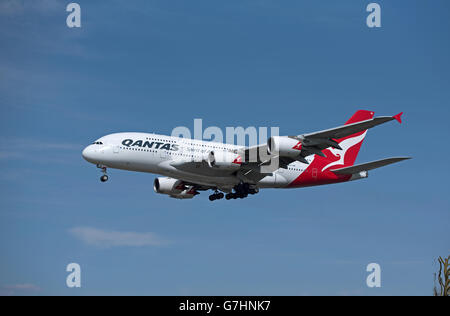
[82,110,410,201]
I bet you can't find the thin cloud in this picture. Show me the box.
[0,0,61,16]
[1,284,41,296]
[4,284,40,290]
[0,151,24,159]
[0,138,82,151]
[0,138,82,163]
[69,227,170,248]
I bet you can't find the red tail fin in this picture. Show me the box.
[337,110,374,166]
[344,110,375,125]
[322,110,374,169]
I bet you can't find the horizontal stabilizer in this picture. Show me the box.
[331,157,411,175]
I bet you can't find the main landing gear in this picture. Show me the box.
[209,190,224,201]
[225,183,259,200]
[210,183,259,201]
[97,164,108,182]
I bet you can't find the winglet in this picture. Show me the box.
[393,112,403,124]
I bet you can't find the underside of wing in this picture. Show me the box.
[300,113,402,141]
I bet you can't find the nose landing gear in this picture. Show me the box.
[97,164,108,182]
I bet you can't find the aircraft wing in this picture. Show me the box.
[169,159,213,174]
[169,159,240,177]
[299,113,402,140]
[330,157,411,175]
[291,112,403,151]
[242,144,294,169]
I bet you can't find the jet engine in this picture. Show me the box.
[207,151,242,171]
[153,177,197,199]
[267,136,303,158]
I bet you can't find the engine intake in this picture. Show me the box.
[267,136,303,159]
[207,151,242,171]
[153,177,197,199]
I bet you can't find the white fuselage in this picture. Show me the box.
[82,132,308,191]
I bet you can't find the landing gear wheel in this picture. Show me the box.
[100,175,109,182]
[225,193,233,200]
[209,192,225,201]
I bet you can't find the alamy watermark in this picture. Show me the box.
[366,3,381,28]
[170,119,280,172]
[66,3,81,28]
[366,263,382,288]
[66,3,382,30]
[66,263,81,288]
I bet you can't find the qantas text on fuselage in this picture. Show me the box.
[82,110,410,201]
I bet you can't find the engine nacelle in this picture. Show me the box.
[167,190,197,199]
[207,151,242,171]
[153,177,184,195]
[267,136,303,159]
[153,177,197,199]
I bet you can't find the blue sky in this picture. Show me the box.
[0,0,449,295]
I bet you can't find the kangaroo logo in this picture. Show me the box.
[321,132,367,172]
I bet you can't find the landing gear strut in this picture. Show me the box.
[97,164,108,182]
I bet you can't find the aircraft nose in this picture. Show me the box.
[82,145,97,163]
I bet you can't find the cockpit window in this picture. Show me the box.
[92,141,103,145]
